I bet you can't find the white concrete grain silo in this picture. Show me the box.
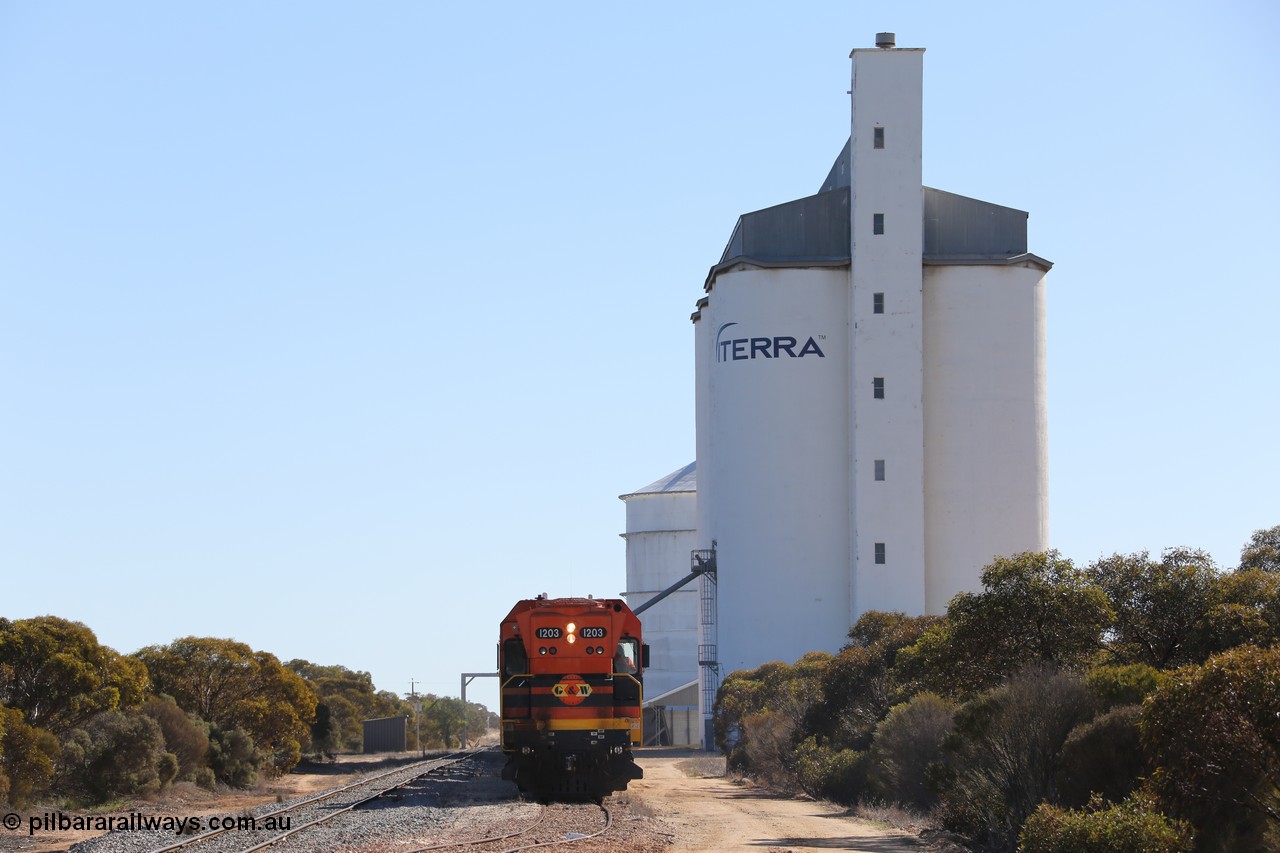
[692,35,1051,703]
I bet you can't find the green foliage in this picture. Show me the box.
[0,705,60,808]
[1089,549,1218,669]
[156,751,179,787]
[206,723,262,788]
[934,666,1096,851]
[1085,664,1166,712]
[192,766,216,790]
[1140,644,1280,852]
[67,711,169,802]
[310,703,341,755]
[141,694,209,780]
[1239,524,1280,574]
[0,617,148,735]
[1019,794,1193,853]
[287,661,395,752]
[741,711,798,788]
[136,638,316,775]
[794,736,868,804]
[866,692,955,810]
[714,654,831,769]
[1056,704,1145,809]
[1194,569,1280,656]
[806,612,939,750]
[898,552,1113,696]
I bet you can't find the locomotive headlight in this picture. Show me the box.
[567,634,576,644]
[566,622,576,633]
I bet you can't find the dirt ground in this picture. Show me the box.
[630,749,933,853]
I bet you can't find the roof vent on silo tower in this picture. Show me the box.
[875,32,896,48]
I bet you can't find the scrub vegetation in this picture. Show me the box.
[0,619,494,809]
[713,524,1280,853]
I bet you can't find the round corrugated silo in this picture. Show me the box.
[696,265,852,674]
[619,464,699,704]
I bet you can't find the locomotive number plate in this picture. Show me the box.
[536,627,562,639]
[580,626,607,639]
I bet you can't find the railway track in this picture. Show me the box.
[69,751,479,853]
[71,749,623,853]
[407,802,611,852]
[148,751,475,853]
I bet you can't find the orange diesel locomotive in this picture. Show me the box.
[498,595,647,797]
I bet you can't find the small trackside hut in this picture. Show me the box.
[498,595,648,798]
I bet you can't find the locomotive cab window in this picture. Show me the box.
[613,639,639,674]
[503,638,528,676]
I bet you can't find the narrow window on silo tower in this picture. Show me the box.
[873,292,884,314]
[874,459,885,481]
[874,127,885,149]
[873,213,885,235]
[874,542,886,564]
[873,377,884,399]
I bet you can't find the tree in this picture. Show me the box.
[805,612,939,750]
[0,705,60,808]
[1240,524,1280,574]
[135,638,316,775]
[897,552,1113,696]
[1140,644,1280,852]
[1085,664,1166,713]
[286,661,407,752]
[1088,549,1217,669]
[424,697,467,749]
[205,723,261,787]
[866,692,956,810]
[0,617,147,734]
[1193,568,1280,656]
[140,695,209,780]
[310,703,341,755]
[932,665,1096,850]
[63,711,170,802]
[1055,704,1146,808]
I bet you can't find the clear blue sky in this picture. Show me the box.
[3,2,1277,713]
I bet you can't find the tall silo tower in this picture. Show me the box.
[619,464,700,743]
[692,34,1051,722]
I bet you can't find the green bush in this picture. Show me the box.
[1056,704,1145,808]
[141,695,209,780]
[192,766,216,790]
[794,737,868,804]
[206,724,261,788]
[934,666,1095,850]
[156,752,179,787]
[1085,664,1166,712]
[1140,644,1280,852]
[866,692,955,810]
[740,711,796,788]
[67,711,168,802]
[1018,794,1192,853]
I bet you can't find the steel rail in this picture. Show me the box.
[143,751,476,853]
[403,805,547,851]
[495,803,612,852]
